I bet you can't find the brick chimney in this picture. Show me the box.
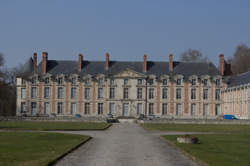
[42,52,48,75]
[105,52,110,70]
[143,54,147,72]
[169,54,173,71]
[33,52,37,72]
[78,53,83,72]
[219,54,224,75]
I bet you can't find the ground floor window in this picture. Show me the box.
[191,103,196,116]
[21,102,26,113]
[203,104,209,116]
[122,103,129,116]
[31,102,37,115]
[162,103,167,115]
[215,104,221,115]
[176,104,182,116]
[149,103,154,115]
[98,103,103,115]
[137,103,142,115]
[44,102,50,114]
[109,103,115,115]
[57,102,63,114]
[84,103,90,115]
[70,103,77,115]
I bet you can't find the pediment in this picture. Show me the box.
[114,68,146,78]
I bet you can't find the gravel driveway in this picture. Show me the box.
[56,123,200,166]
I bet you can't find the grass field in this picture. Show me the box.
[142,123,250,133]
[0,132,89,166]
[0,121,110,131]
[163,134,250,166]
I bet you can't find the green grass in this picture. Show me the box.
[142,123,250,133]
[163,134,250,166]
[0,121,110,131]
[0,132,89,166]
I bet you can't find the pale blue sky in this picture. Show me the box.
[0,0,249,68]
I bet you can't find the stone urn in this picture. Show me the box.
[177,135,198,144]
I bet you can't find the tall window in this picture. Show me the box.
[31,87,37,98]
[162,79,167,85]
[215,89,220,100]
[215,104,221,115]
[58,77,63,85]
[191,104,196,116]
[148,79,154,85]
[31,102,37,115]
[149,88,154,99]
[176,104,182,116]
[71,77,76,85]
[203,89,208,100]
[21,79,26,85]
[203,79,208,86]
[57,102,63,114]
[191,89,196,100]
[84,103,90,114]
[21,88,26,99]
[21,102,26,113]
[137,103,142,115]
[44,102,50,114]
[84,88,90,99]
[31,78,36,85]
[215,79,220,86]
[44,77,50,84]
[137,79,142,85]
[98,88,103,99]
[176,88,181,99]
[162,88,167,99]
[57,87,63,99]
[191,79,196,86]
[70,103,77,114]
[85,78,90,85]
[137,88,142,99]
[110,79,115,85]
[109,103,115,115]
[149,103,154,115]
[98,103,103,115]
[124,78,128,85]
[203,104,209,116]
[71,87,77,99]
[176,79,181,85]
[162,103,167,115]
[123,88,128,99]
[98,78,103,85]
[44,87,50,98]
[109,88,115,99]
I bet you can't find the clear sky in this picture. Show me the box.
[0,0,249,68]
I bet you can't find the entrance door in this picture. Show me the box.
[122,103,129,116]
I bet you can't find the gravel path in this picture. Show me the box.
[55,123,200,166]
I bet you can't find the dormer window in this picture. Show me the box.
[162,79,167,85]
[58,77,63,85]
[21,79,26,85]
[191,79,196,86]
[45,78,50,84]
[110,79,115,85]
[31,78,36,85]
[203,79,208,86]
[148,79,154,85]
[71,77,76,85]
[137,79,142,85]
[215,79,220,86]
[85,78,90,85]
[124,79,128,85]
[98,78,103,85]
[176,79,181,85]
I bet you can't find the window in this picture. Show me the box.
[58,77,63,85]
[176,79,181,85]
[162,79,167,85]
[70,103,77,114]
[21,102,26,113]
[191,104,196,116]
[203,89,208,100]
[149,103,154,115]
[191,89,196,100]
[110,79,115,85]
[148,79,154,85]
[57,87,63,99]
[57,102,63,114]
[71,87,77,99]
[98,78,103,85]
[137,103,142,115]
[44,87,50,98]
[137,88,142,99]
[71,77,76,85]
[176,104,182,116]
[123,103,129,116]
[149,88,154,99]
[123,88,128,99]
[215,89,220,100]
[124,79,128,85]
[31,78,36,84]
[98,103,103,115]
[191,79,196,86]
[21,79,26,85]
[31,87,37,98]
[21,88,26,99]
[176,88,181,99]
[203,79,208,86]
[137,79,142,85]
[162,88,167,99]
[162,103,167,115]
[85,78,90,85]
[84,103,90,114]
[109,103,115,115]
[215,79,220,86]
[84,88,90,99]
[44,102,50,114]
[109,88,115,99]
[45,78,49,84]
[215,104,221,115]
[31,102,37,115]
[98,88,103,99]
[203,104,209,116]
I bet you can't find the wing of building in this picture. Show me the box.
[16,52,249,119]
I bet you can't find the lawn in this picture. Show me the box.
[0,121,110,131]
[0,132,89,166]
[142,123,250,133]
[163,134,250,166]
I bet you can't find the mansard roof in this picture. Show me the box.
[228,71,250,87]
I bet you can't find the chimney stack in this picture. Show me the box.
[33,52,37,72]
[78,53,83,72]
[143,54,147,72]
[219,54,224,75]
[105,52,110,70]
[42,52,48,75]
[169,54,173,71]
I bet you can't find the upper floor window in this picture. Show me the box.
[44,87,50,99]
[176,88,181,99]
[191,89,196,100]
[215,89,220,100]
[84,88,90,99]
[98,88,103,99]
[148,79,154,85]
[44,78,50,84]
[123,88,129,99]
[71,87,77,99]
[191,79,196,86]
[58,77,63,85]
[137,88,142,99]
[162,79,167,85]
[21,88,26,99]
[176,79,181,85]
[203,89,208,100]
[85,78,90,85]
[98,78,103,85]
[124,79,128,85]
[162,88,167,99]
[215,79,220,86]
[149,88,154,99]
[137,79,142,85]
[109,88,115,99]
[71,77,77,85]
[203,79,208,86]
[31,87,37,98]
[31,78,36,85]
[110,79,115,85]
[57,87,63,99]
[21,79,26,85]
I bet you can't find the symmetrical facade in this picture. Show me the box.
[16,52,238,119]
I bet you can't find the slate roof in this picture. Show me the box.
[227,71,250,87]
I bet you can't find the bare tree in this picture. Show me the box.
[180,49,208,62]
